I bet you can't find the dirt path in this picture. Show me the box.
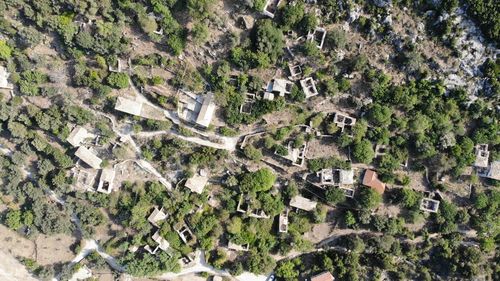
[0,250,38,281]
[136,130,239,151]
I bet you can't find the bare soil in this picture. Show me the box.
[34,233,77,266]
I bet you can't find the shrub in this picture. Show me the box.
[106,72,129,89]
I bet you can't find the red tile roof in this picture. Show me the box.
[362,170,386,194]
[311,271,335,281]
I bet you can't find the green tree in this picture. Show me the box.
[240,168,276,193]
[353,139,375,164]
[138,13,158,34]
[399,188,422,209]
[254,19,284,64]
[368,104,392,126]
[357,187,382,209]
[280,2,305,29]
[301,13,318,32]
[275,260,300,281]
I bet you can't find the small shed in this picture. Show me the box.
[484,161,500,181]
[115,96,143,116]
[228,241,249,252]
[147,207,168,227]
[184,172,209,194]
[66,126,91,147]
[152,230,170,251]
[290,195,317,211]
[75,147,102,169]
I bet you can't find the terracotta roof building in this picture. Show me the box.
[310,271,335,281]
[362,169,386,194]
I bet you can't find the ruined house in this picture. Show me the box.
[318,168,355,198]
[236,194,270,219]
[239,93,256,114]
[72,168,96,191]
[474,144,489,168]
[362,169,386,194]
[276,141,307,167]
[176,225,195,244]
[278,208,289,233]
[307,27,327,50]
[300,77,319,98]
[75,147,102,169]
[420,198,440,213]
[108,58,129,73]
[333,112,357,135]
[319,169,354,186]
[263,0,281,18]
[152,230,170,251]
[96,168,116,194]
[145,230,170,254]
[288,64,303,80]
[374,144,389,158]
[290,195,317,212]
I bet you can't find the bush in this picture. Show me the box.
[106,72,129,89]
[325,188,346,204]
[0,40,12,60]
[4,209,22,229]
[191,22,209,45]
[243,145,263,161]
[328,28,347,49]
